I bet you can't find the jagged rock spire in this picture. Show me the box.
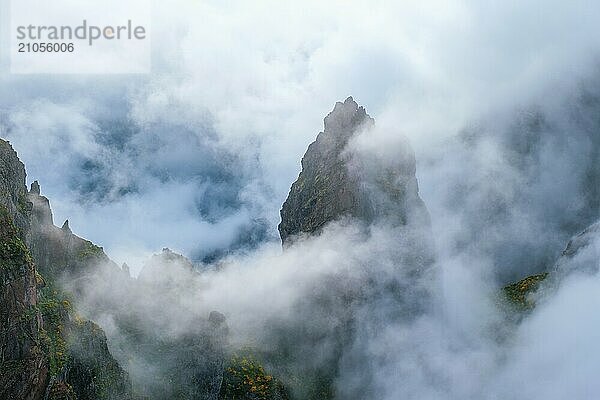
[30,180,40,195]
[61,219,71,233]
[322,96,372,138]
[121,262,131,277]
[278,97,429,244]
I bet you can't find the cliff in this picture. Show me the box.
[279,96,429,244]
[27,181,119,288]
[0,204,48,400]
[504,219,600,312]
[269,98,434,399]
[0,139,132,400]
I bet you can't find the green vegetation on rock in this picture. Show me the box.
[47,380,76,400]
[68,318,132,400]
[0,204,49,400]
[38,286,71,376]
[220,353,290,400]
[503,272,548,311]
[77,241,105,262]
[0,207,33,271]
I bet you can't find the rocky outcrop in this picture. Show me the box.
[219,352,290,400]
[503,273,548,311]
[504,220,600,313]
[554,220,600,277]
[0,206,49,400]
[66,320,131,400]
[137,247,195,284]
[0,139,49,400]
[270,99,434,399]
[27,182,119,286]
[109,249,228,400]
[0,139,132,400]
[0,139,31,233]
[279,97,429,244]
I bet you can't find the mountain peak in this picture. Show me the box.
[61,219,71,233]
[323,96,372,139]
[138,247,195,284]
[278,97,428,244]
[30,180,40,195]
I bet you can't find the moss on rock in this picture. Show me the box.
[220,352,290,400]
[503,272,548,311]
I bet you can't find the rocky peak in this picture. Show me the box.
[121,262,131,277]
[27,181,53,229]
[278,97,429,244]
[30,180,40,195]
[137,247,195,284]
[156,247,195,269]
[322,96,373,141]
[0,139,31,234]
[61,219,71,233]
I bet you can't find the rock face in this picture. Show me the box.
[27,183,118,286]
[0,139,49,400]
[0,139,31,233]
[137,247,195,284]
[555,220,600,277]
[504,220,600,313]
[278,97,429,244]
[113,248,227,400]
[0,139,132,400]
[0,205,49,400]
[270,99,434,399]
[66,320,131,400]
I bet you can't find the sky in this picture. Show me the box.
[1,0,599,272]
[1,1,600,399]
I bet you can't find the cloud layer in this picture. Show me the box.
[1,0,599,269]
[1,1,600,399]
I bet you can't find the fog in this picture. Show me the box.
[1,0,600,399]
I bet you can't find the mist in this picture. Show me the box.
[1,0,600,399]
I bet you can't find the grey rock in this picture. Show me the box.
[554,220,600,278]
[0,138,133,400]
[30,180,40,195]
[61,219,71,233]
[278,97,430,244]
[0,139,31,233]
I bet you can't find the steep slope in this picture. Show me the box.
[269,98,434,399]
[0,139,31,233]
[26,183,231,399]
[0,137,237,399]
[0,205,48,400]
[0,139,48,399]
[554,220,600,278]
[0,139,132,400]
[27,180,120,289]
[504,219,600,312]
[110,248,228,400]
[279,96,429,244]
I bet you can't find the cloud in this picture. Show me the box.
[1,1,600,399]
[1,0,599,267]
